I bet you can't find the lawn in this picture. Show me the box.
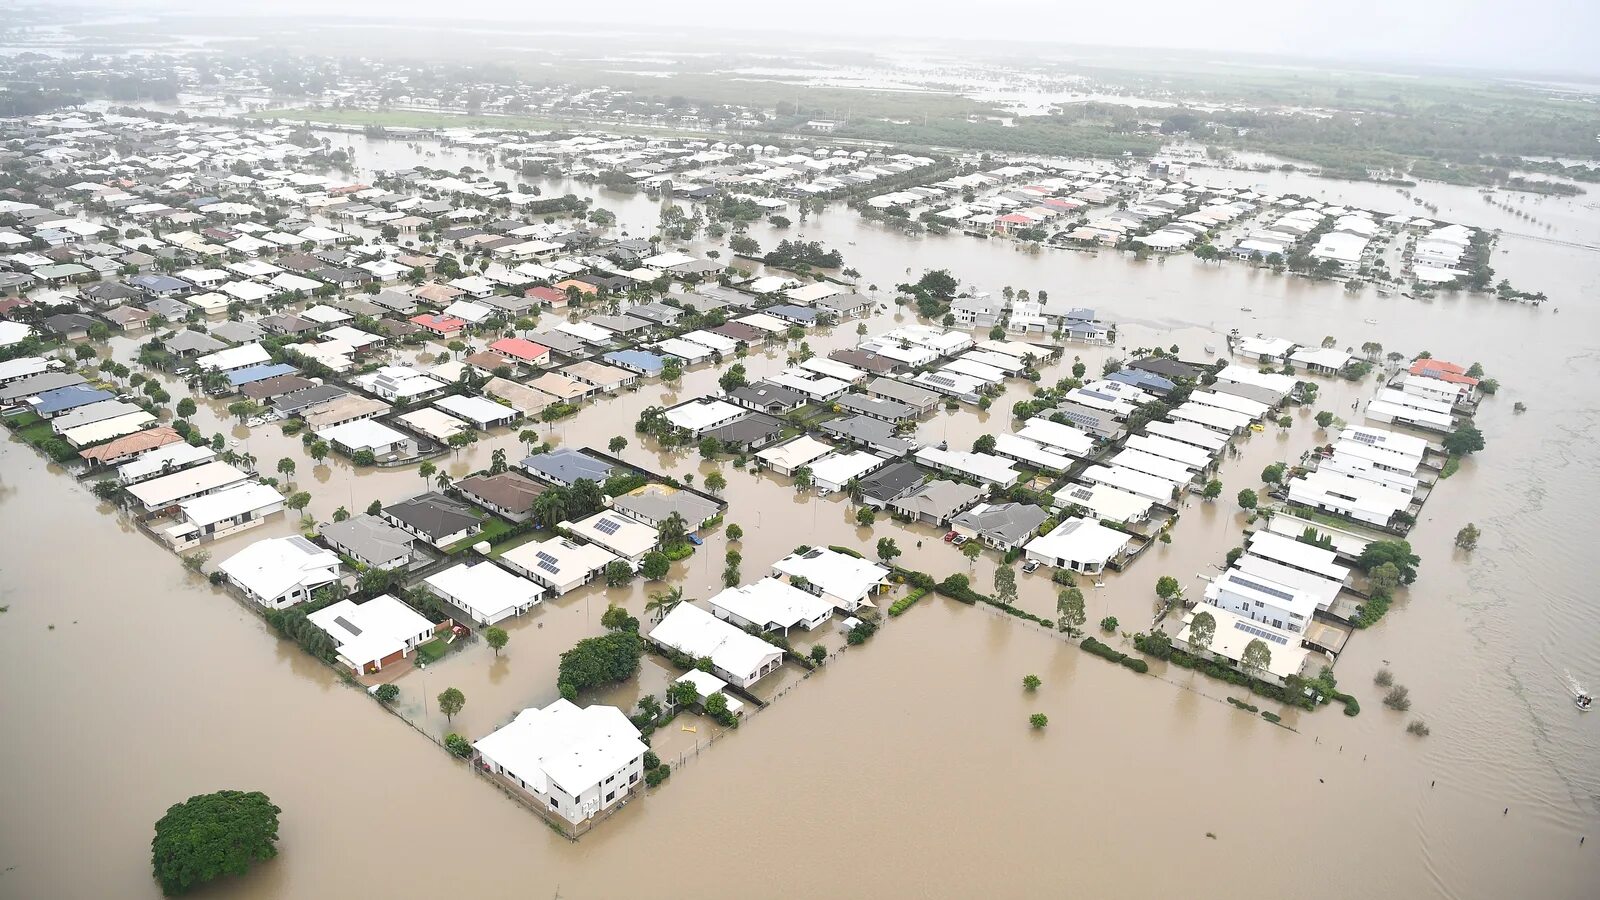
[444,512,517,555]
[488,527,546,559]
[415,637,450,664]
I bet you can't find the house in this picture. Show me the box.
[564,360,636,393]
[218,535,341,609]
[950,502,1049,551]
[382,492,481,548]
[756,435,835,476]
[426,561,546,626]
[456,472,545,522]
[561,511,658,568]
[663,398,746,436]
[319,419,415,460]
[488,337,551,369]
[809,450,890,495]
[609,484,720,531]
[321,514,416,571]
[866,376,940,414]
[124,461,250,514]
[116,442,214,485]
[703,411,785,452]
[835,392,915,424]
[820,415,919,457]
[648,604,785,688]
[670,670,745,717]
[1024,517,1132,574]
[1051,482,1153,525]
[409,313,468,337]
[1175,603,1309,686]
[708,578,833,635]
[522,447,614,487]
[309,595,436,675]
[76,425,183,467]
[1203,569,1317,635]
[1286,470,1411,527]
[913,446,1019,487]
[435,394,522,430]
[771,547,892,613]
[501,538,619,595]
[603,349,668,377]
[474,699,647,825]
[165,482,286,550]
[729,381,807,414]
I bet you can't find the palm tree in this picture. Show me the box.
[531,489,570,528]
[657,512,687,548]
[519,429,539,453]
[490,447,508,475]
[645,586,684,623]
[435,471,451,492]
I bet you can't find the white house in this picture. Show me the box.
[218,535,341,609]
[707,578,834,635]
[500,538,619,595]
[770,547,892,612]
[1024,517,1131,574]
[1202,569,1317,635]
[1175,602,1309,686]
[561,511,659,568]
[648,603,785,688]
[164,482,286,549]
[474,699,647,825]
[309,594,436,675]
[426,561,546,626]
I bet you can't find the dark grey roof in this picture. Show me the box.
[820,414,919,457]
[1128,356,1203,380]
[161,329,228,355]
[610,485,720,526]
[951,502,1049,544]
[703,411,784,447]
[271,384,348,414]
[383,492,480,540]
[729,381,806,411]
[320,514,414,566]
[858,460,927,503]
[893,480,985,520]
[521,447,614,485]
[835,392,915,422]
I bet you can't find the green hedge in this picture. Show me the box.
[827,544,864,559]
[888,588,928,617]
[1080,636,1145,673]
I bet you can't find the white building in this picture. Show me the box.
[561,511,659,568]
[218,535,341,609]
[1175,602,1309,686]
[426,561,546,626]
[1203,569,1317,635]
[500,538,619,595]
[1286,469,1411,527]
[770,547,892,612]
[707,578,834,635]
[1024,517,1131,574]
[648,603,785,688]
[309,594,436,675]
[474,700,647,825]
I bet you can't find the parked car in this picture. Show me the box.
[951,534,969,546]
[1022,559,1041,574]
[942,531,957,543]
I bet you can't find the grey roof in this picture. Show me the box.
[951,502,1049,545]
[894,479,985,520]
[270,384,347,413]
[817,292,872,314]
[626,302,683,325]
[729,381,806,411]
[867,377,940,409]
[1128,356,1203,380]
[161,329,227,355]
[527,330,589,357]
[383,492,480,541]
[371,290,418,313]
[587,314,652,335]
[1211,380,1284,407]
[820,414,919,457]
[610,484,720,526]
[211,320,265,344]
[858,460,928,503]
[320,514,414,566]
[1050,402,1122,439]
[0,371,87,404]
[835,392,915,422]
[521,447,614,485]
[703,411,784,447]
[831,349,902,374]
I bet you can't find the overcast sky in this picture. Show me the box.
[158,0,1598,77]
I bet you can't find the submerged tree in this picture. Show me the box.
[150,790,281,897]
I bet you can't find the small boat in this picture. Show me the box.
[1204,344,1217,355]
[1579,693,1594,712]
[1568,674,1592,711]
[1364,318,1378,325]
[1240,306,1253,312]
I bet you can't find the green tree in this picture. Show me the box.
[418,461,437,486]
[285,491,311,512]
[1022,674,1041,691]
[608,436,627,454]
[645,586,684,623]
[1261,462,1286,484]
[1455,523,1480,551]
[92,479,122,502]
[558,631,644,700]
[1057,588,1086,635]
[1237,489,1258,510]
[725,523,743,542]
[1155,575,1181,602]
[994,564,1018,605]
[276,457,295,483]
[667,678,700,708]
[150,790,281,897]
[661,357,683,382]
[604,560,634,587]
[1100,616,1119,633]
[1202,479,1222,500]
[972,434,997,454]
[375,684,399,704]
[855,507,875,527]
[704,470,727,495]
[792,466,813,491]
[657,512,687,549]
[1357,540,1420,583]
[332,506,350,522]
[175,397,197,418]
[875,537,900,562]
[640,551,670,580]
[1315,410,1335,428]
[962,541,982,565]
[484,626,509,656]
[437,687,465,723]
[1188,610,1217,655]
[1029,713,1048,729]
[1442,425,1485,456]
[489,447,508,475]
[308,440,329,464]
[1240,638,1272,681]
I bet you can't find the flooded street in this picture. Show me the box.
[2,133,1599,899]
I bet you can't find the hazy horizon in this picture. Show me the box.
[75,0,1600,79]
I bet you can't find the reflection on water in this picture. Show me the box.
[1,130,1598,899]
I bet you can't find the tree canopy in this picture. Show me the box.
[1357,540,1420,584]
[151,790,280,896]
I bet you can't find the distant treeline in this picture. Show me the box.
[0,89,85,117]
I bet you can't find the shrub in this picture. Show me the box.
[1373,668,1394,687]
[374,684,400,704]
[1100,616,1119,633]
[444,733,472,758]
[1029,713,1048,729]
[809,643,828,664]
[1406,719,1431,737]
[1120,657,1149,674]
[645,763,671,787]
[1383,685,1412,711]
[1261,711,1282,723]
[888,587,928,616]
[1022,674,1041,692]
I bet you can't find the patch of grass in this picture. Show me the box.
[445,514,515,555]
[416,637,449,664]
[1439,455,1461,479]
[487,527,545,559]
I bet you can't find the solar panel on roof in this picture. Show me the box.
[536,559,559,574]
[1233,620,1288,645]
[1230,574,1297,603]
[333,616,363,636]
[594,517,622,535]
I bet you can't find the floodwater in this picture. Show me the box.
[2,131,1599,899]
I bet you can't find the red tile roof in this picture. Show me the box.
[488,337,550,362]
[1409,359,1477,386]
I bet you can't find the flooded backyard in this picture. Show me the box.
[1,133,1598,899]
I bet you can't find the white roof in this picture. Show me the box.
[501,537,618,588]
[914,446,1019,485]
[1081,463,1178,502]
[771,547,890,606]
[196,342,272,372]
[125,460,249,508]
[473,699,645,797]
[1235,554,1344,613]
[562,510,658,560]
[1052,481,1153,523]
[434,393,519,426]
[1177,603,1308,681]
[1124,433,1213,470]
[1145,420,1229,452]
[1025,516,1131,565]
[756,435,834,471]
[1107,448,1196,485]
[60,411,156,447]
[308,595,435,666]
[1015,418,1095,458]
[1286,470,1411,521]
[707,578,833,631]
[1170,401,1251,433]
[1213,364,1296,397]
[320,418,410,451]
[650,603,784,681]
[117,442,214,483]
[994,433,1075,472]
[178,482,283,528]
[665,398,744,432]
[1365,397,1452,430]
[1338,425,1428,460]
[1190,390,1269,419]
[425,561,545,621]
[219,535,340,602]
[1205,569,1319,622]
[1245,531,1350,582]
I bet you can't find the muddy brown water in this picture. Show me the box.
[2,134,1598,899]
